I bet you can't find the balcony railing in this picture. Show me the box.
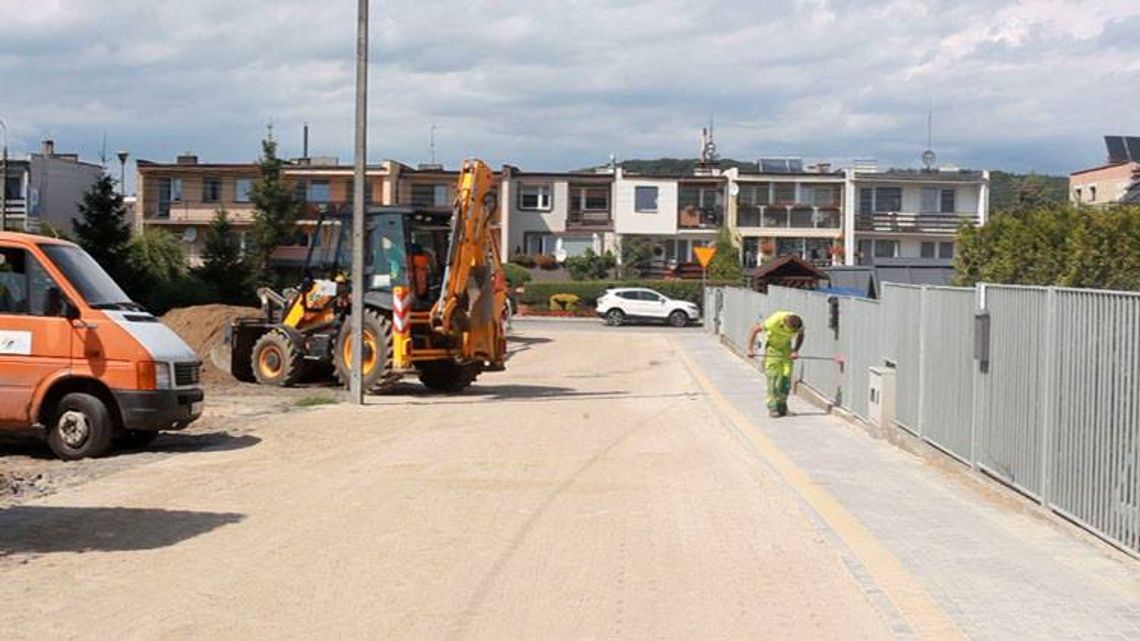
[568,209,613,229]
[738,205,841,230]
[678,205,724,229]
[855,211,978,233]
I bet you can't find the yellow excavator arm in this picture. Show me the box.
[432,159,506,366]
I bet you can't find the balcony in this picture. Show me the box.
[678,205,724,230]
[737,205,841,230]
[146,202,256,224]
[568,209,613,229]
[855,211,979,233]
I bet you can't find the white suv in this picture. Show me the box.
[596,288,701,327]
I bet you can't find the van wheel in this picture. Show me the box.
[47,393,114,460]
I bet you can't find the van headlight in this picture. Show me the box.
[137,361,172,390]
[154,362,173,390]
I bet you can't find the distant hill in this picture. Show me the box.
[988,171,1069,211]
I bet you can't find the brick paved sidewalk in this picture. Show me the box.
[676,333,1140,641]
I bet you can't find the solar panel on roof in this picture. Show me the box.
[1106,136,1129,163]
[788,159,803,173]
[1126,137,1140,162]
[760,158,787,173]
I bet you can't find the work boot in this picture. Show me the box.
[768,408,781,418]
[777,403,788,417]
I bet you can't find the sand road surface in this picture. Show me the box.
[1,324,903,640]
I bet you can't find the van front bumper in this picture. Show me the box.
[113,389,204,431]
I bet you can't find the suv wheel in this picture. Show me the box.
[668,310,689,328]
[605,309,625,326]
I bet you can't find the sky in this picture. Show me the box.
[1,0,1138,190]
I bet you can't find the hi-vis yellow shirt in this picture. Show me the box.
[762,311,800,357]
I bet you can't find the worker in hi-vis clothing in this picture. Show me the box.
[746,311,804,418]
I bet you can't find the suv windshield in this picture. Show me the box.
[39,244,138,310]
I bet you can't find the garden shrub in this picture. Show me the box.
[534,254,558,270]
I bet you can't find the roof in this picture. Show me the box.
[1069,161,1139,177]
[753,254,827,280]
[824,259,957,298]
[854,169,986,183]
[0,231,75,246]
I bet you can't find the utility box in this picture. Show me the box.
[868,366,896,429]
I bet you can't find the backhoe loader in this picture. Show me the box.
[222,158,507,393]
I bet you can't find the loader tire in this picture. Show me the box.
[417,361,479,393]
[251,330,305,387]
[334,308,395,393]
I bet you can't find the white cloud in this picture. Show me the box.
[0,0,1136,176]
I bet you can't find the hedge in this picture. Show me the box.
[520,280,734,309]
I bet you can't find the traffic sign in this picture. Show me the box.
[693,246,717,268]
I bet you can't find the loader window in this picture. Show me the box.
[364,215,407,288]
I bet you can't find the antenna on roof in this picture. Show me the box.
[429,124,438,165]
[100,131,108,168]
[922,100,936,171]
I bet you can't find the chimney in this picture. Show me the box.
[176,154,199,165]
[41,139,55,157]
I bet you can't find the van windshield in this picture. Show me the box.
[39,244,139,310]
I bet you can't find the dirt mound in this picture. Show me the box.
[161,304,259,385]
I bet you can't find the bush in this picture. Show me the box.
[549,293,581,311]
[534,254,558,270]
[565,249,616,281]
[521,280,732,309]
[503,262,532,287]
[510,253,536,267]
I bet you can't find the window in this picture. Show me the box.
[4,174,21,201]
[921,241,936,258]
[1090,186,1097,202]
[810,185,839,207]
[940,189,956,213]
[170,178,182,202]
[293,180,308,203]
[156,178,181,218]
[634,186,658,213]
[0,247,64,316]
[576,187,609,211]
[859,188,873,215]
[921,188,939,213]
[739,184,769,207]
[874,187,901,212]
[202,177,222,203]
[235,178,253,203]
[518,184,552,211]
[772,183,796,204]
[1075,188,1082,202]
[524,233,556,255]
[411,183,450,208]
[939,241,955,259]
[308,180,331,203]
[873,239,899,258]
[618,291,639,300]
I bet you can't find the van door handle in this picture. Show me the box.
[71,320,99,330]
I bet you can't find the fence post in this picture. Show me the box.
[1039,287,1058,506]
[970,284,986,469]
[917,286,928,437]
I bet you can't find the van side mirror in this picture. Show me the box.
[65,301,81,322]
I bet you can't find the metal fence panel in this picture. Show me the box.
[840,297,882,420]
[919,287,976,462]
[976,285,1050,499]
[882,284,924,434]
[1051,288,1140,553]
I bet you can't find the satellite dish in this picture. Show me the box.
[922,149,936,170]
[729,183,740,197]
[182,227,198,243]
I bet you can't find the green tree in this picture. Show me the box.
[706,227,743,282]
[955,203,1140,290]
[565,249,616,281]
[248,131,299,286]
[619,235,655,278]
[121,228,189,310]
[195,208,250,303]
[72,174,131,279]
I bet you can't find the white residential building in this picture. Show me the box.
[500,166,616,259]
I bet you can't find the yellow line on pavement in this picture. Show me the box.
[678,347,966,641]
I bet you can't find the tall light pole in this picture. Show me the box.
[349,0,369,404]
[117,150,129,196]
[0,118,8,232]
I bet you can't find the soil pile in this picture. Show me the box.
[161,305,259,385]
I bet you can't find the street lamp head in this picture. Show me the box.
[117,150,129,164]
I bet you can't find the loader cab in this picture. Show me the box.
[305,207,452,306]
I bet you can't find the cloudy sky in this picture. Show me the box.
[1,0,1137,188]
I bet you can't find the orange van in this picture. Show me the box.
[0,232,203,459]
